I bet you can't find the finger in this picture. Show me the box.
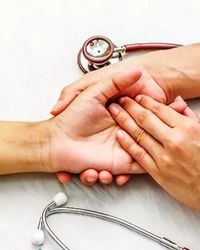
[170,96,200,122]
[117,130,158,174]
[56,172,72,184]
[135,95,188,127]
[98,171,113,185]
[183,107,200,122]
[119,96,172,144]
[115,175,131,186]
[51,93,78,115]
[109,103,163,159]
[51,75,97,115]
[80,169,99,186]
[169,96,188,113]
[84,71,141,105]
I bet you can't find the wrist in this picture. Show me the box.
[138,44,200,103]
[137,52,178,103]
[145,63,178,103]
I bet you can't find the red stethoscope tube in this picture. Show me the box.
[125,42,181,52]
[77,35,182,73]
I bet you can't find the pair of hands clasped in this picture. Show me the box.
[47,58,200,210]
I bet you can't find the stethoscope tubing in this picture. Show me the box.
[39,204,185,250]
[124,42,181,52]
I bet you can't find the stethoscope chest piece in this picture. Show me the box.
[77,35,123,73]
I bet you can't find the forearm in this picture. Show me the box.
[140,43,200,103]
[0,121,50,175]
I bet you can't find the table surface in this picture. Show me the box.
[0,1,200,250]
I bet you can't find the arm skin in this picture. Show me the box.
[142,43,200,102]
[0,121,50,175]
[53,43,200,185]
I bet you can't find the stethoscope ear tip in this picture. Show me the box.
[53,192,68,206]
[32,229,44,246]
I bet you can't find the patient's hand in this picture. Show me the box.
[47,71,146,178]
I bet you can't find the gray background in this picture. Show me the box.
[0,1,199,249]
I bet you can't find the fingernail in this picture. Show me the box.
[101,179,110,184]
[117,130,125,139]
[109,104,120,115]
[51,100,61,112]
[87,176,96,183]
[135,95,142,102]
[119,97,126,104]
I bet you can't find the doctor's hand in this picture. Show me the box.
[109,95,200,211]
[48,71,147,181]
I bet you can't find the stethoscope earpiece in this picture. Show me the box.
[32,229,45,246]
[77,35,182,73]
[33,192,190,250]
[53,192,68,206]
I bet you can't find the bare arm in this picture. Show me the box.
[142,43,200,102]
[0,121,49,174]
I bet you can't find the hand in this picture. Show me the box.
[109,95,200,210]
[52,59,173,185]
[47,71,147,180]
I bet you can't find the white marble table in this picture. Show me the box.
[0,1,199,249]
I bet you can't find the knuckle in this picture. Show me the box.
[167,135,184,152]
[134,149,145,160]
[151,103,165,114]
[135,128,145,144]
[125,141,145,160]
[137,110,152,125]
[184,121,198,134]
[93,90,108,103]
[118,113,129,127]
[137,95,147,105]
[159,154,172,167]
[125,141,135,152]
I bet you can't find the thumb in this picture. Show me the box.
[51,76,97,116]
[169,96,200,122]
[83,70,142,105]
[169,95,187,113]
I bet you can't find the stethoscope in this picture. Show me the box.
[77,35,182,73]
[32,192,190,250]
